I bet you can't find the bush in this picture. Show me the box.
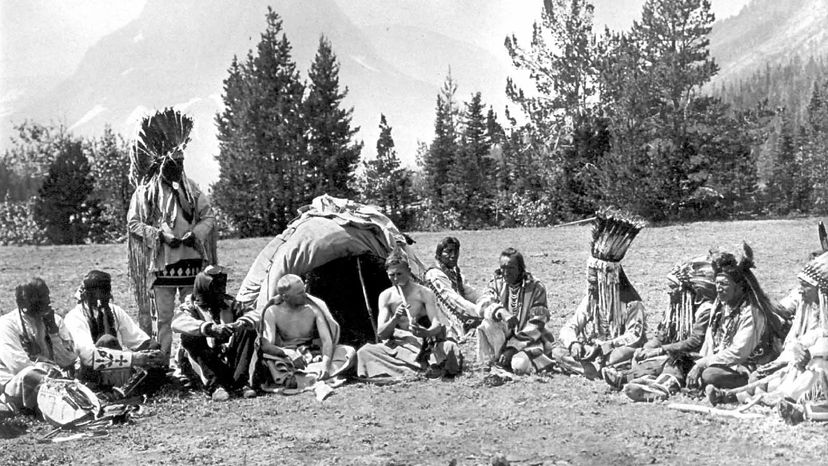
[0,197,47,245]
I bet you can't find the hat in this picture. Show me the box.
[798,251,828,290]
[667,256,715,294]
[276,274,306,298]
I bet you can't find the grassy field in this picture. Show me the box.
[1,217,826,464]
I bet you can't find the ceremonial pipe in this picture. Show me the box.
[395,284,414,324]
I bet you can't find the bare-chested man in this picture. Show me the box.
[260,274,355,388]
[356,249,462,379]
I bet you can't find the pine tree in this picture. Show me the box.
[768,112,800,214]
[422,72,461,217]
[631,0,719,218]
[34,137,94,244]
[598,0,722,220]
[305,36,363,198]
[359,114,414,229]
[448,92,494,226]
[504,0,601,221]
[213,9,307,237]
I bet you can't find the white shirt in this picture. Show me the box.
[64,303,149,370]
[0,310,75,386]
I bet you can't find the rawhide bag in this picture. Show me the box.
[37,378,101,427]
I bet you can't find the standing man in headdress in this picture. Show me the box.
[603,256,716,400]
[685,243,783,392]
[127,109,217,358]
[0,278,76,414]
[553,209,647,379]
[424,237,481,338]
[65,270,167,394]
[475,248,553,374]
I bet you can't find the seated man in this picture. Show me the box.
[686,244,781,392]
[357,250,461,379]
[475,248,553,375]
[602,256,715,399]
[554,211,648,378]
[424,236,481,338]
[708,251,828,417]
[0,278,76,414]
[172,266,258,401]
[260,274,356,388]
[64,270,167,396]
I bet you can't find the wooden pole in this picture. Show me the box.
[356,256,378,343]
[667,403,764,419]
[553,216,596,228]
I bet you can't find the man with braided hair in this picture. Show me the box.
[707,251,828,423]
[424,237,481,338]
[686,243,782,391]
[602,256,716,400]
[0,278,76,414]
[127,109,217,358]
[64,270,166,394]
[475,248,553,375]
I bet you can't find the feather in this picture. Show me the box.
[129,108,194,187]
[741,241,755,270]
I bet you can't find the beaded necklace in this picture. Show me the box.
[508,284,522,313]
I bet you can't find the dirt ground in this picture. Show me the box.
[1,218,827,464]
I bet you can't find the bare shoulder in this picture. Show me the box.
[379,288,393,301]
[414,283,435,300]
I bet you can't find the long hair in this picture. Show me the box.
[709,243,789,339]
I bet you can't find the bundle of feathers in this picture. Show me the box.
[708,242,755,282]
[589,207,646,262]
[129,108,193,187]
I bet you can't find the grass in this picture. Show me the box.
[0,217,826,464]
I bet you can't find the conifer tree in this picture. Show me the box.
[305,36,363,198]
[422,72,461,216]
[447,92,493,226]
[360,114,414,228]
[34,137,94,244]
[768,113,800,214]
[213,9,307,236]
[631,0,719,218]
[504,0,601,221]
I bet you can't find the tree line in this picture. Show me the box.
[2,0,828,245]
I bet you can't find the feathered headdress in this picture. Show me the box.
[668,256,716,297]
[129,108,194,187]
[590,207,646,262]
[586,207,645,339]
[664,256,715,342]
[799,251,828,290]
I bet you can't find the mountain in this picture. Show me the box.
[709,0,828,87]
[3,0,515,188]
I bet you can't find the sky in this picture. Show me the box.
[0,0,751,83]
